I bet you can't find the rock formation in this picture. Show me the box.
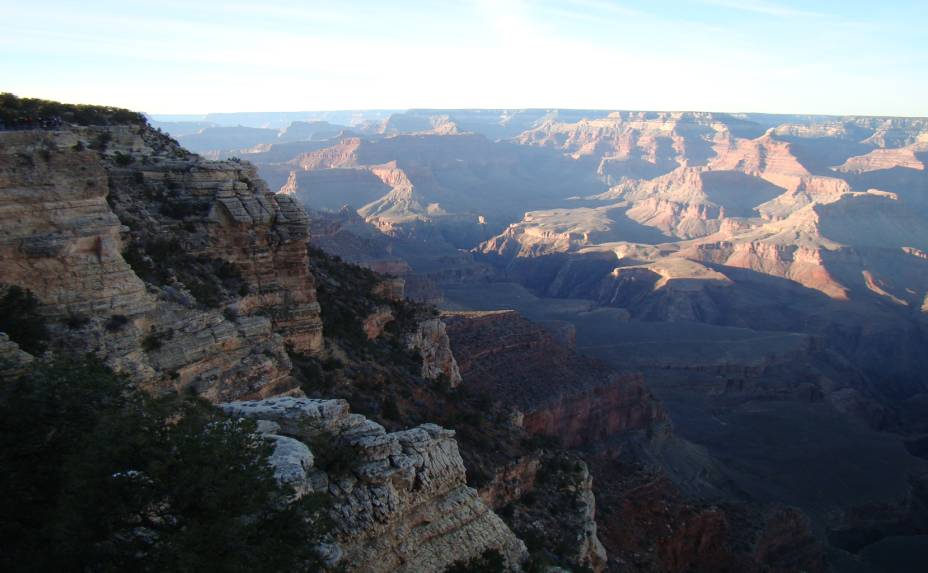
[0,119,323,399]
[836,143,927,173]
[496,454,609,572]
[443,310,664,448]
[406,318,463,387]
[0,334,33,379]
[220,396,527,572]
[0,128,152,318]
[514,111,739,182]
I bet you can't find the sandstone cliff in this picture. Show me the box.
[0,122,323,399]
[0,128,151,318]
[587,455,827,573]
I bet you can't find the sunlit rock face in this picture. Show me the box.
[0,129,151,318]
[0,123,324,398]
[406,317,463,387]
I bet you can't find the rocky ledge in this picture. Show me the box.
[220,396,526,572]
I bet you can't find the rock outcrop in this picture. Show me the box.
[220,396,527,572]
[406,318,463,387]
[0,334,33,379]
[600,167,787,239]
[0,122,323,399]
[836,143,927,173]
[500,454,609,572]
[479,456,542,510]
[362,305,395,340]
[103,128,324,355]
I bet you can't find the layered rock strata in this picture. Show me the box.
[101,126,323,354]
[0,128,151,317]
[0,123,323,398]
[443,310,664,448]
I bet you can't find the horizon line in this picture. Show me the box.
[146,108,928,121]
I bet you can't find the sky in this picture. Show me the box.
[2,0,927,116]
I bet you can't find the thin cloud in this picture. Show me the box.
[558,0,646,18]
[698,0,831,19]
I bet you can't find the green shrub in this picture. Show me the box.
[89,131,112,152]
[522,433,561,452]
[0,93,146,129]
[467,466,492,488]
[16,152,34,167]
[0,285,48,354]
[444,549,507,573]
[292,354,333,395]
[524,552,555,573]
[306,436,361,476]
[184,278,223,308]
[104,314,130,332]
[0,357,330,572]
[159,200,211,219]
[322,356,343,371]
[123,239,243,308]
[63,313,90,330]
[382,395,401,420]
[113,151,133,166]
[141,328,173,352]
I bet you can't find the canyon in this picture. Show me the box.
[2,95,927,572]
[152,106,928,571]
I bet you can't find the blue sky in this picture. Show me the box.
[3,0,926,115]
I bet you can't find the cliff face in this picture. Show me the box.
[443,310,664,448]
[519,374,661,447]
[836,144,926,173]
[479,456,541,509]
[494,453,609,572]
[514,112,735,182]
[0,129,151,318]
[102,125,324,355]
[220,397,526,572]
[0,124,322,399]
